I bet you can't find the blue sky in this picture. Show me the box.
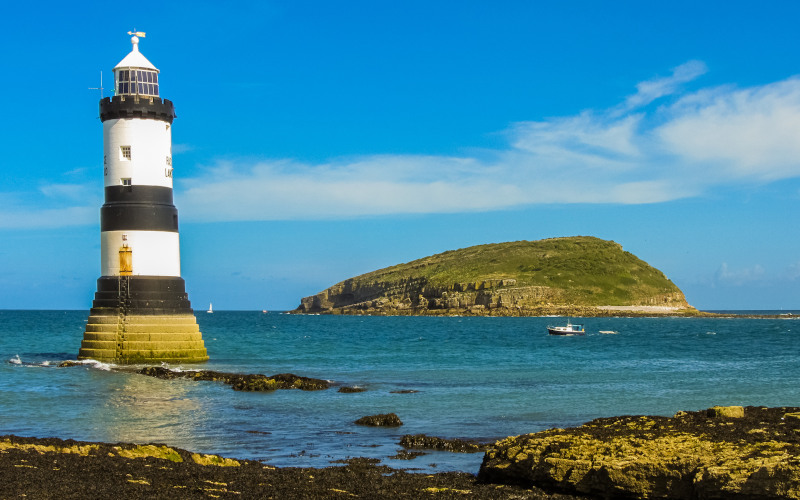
[2,1,800,310]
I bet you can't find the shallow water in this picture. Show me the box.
[1,310,798,473]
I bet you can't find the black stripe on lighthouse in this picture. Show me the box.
[101,185,179,232]
[101,204,178,232]
[105,185,174,204]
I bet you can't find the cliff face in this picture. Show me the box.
[296,236,693,316]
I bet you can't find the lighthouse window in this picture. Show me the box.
[121,178,132,186]
[115,69,159,97]
[120,145,131,160]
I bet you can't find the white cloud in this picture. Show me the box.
[714,262,766,286]
[785,262,800,281]
[0,205,96,229]
[0,188,98,229]
[10,61,800,227]
[657,78,800,180]
[620,60,708,112]
[178,60,800,221]
[39,183,94,202]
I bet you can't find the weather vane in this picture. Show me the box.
[128,30,146,38]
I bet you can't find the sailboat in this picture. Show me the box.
[207,302,213,314]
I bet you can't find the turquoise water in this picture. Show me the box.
[1,310,798,473]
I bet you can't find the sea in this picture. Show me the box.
[1,310,799,474]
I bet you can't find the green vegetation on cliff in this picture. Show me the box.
[297,236,691,315]
[360,236,679,305]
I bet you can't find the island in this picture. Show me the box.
[294,236,697,317]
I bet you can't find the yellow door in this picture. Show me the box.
[119,246,132,276]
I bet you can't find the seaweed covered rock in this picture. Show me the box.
[355,413,404,427]
[400,434,489,453]
[136,367,330,392]
[338,386,368,393]
[478,406,800,499]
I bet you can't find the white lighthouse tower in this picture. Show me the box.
[79,33,208,364]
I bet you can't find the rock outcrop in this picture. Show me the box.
[400,434,490,453]
[295,237,694,316]
[354,413,404,427]
[478,406,800,499]
[135,366,330,391]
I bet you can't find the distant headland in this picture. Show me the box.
[294,236,700,317]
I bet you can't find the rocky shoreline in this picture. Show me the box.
[0,434,580,499]
[6,406,800,498]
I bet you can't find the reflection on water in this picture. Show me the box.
[90,371,209,450]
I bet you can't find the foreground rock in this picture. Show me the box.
[0,435,582,499]
[479,406,800,499]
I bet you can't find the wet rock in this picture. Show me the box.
[338,386,367,393]
[135,367,329,392]
[400,434,489,453]
[230,374,279,392]
[390,450,427,460]
[479,406,800,499]
[267,373,329,391]
[138,366,180,379]
[354,413,404,427]
[57,361,81,367]
[230,373,329,392]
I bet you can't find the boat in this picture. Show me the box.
[547,320,585,336]
[207,303,213,314]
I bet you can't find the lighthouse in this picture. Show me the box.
[78,33,208,364]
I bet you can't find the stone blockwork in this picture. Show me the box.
[297,276,689,316]
[479,406,800,499]
[78,314,208,364]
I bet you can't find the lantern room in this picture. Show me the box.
[113,35,160,97]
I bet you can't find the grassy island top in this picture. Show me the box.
[344,236,684,306]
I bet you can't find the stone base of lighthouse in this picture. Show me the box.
[78,276,208,364]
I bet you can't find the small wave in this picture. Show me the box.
[67,359,115,371]
[7,356,59,368]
